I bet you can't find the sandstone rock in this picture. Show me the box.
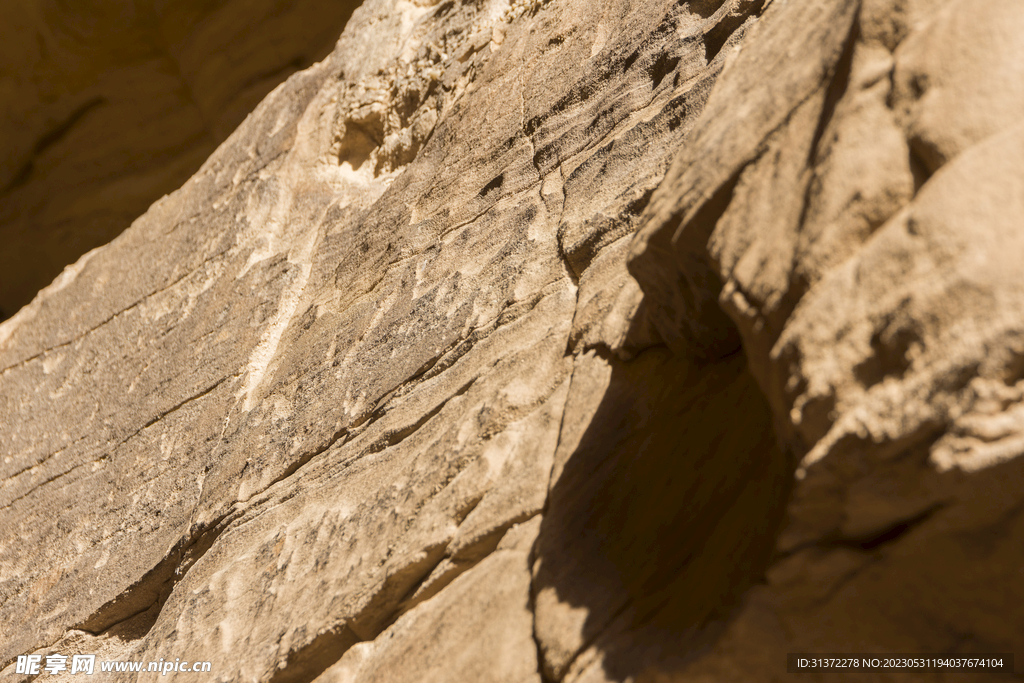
[317,518,542,683]
[1,0,769,680]
[0,0,361,318]
[2,0,1022,681]
[630,0,1024,678]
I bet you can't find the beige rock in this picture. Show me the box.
[3,0,1022,681]
[892,0,1024,174]
[630,0,1024,678]
[0,0,363,320]
[315,518,542,683]
[1,0,768,681]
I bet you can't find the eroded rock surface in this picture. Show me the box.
[2,0,1022,681]
[0,0,361,318]
[631,0,1024,678]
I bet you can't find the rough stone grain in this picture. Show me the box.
[1,0,774,681]
[630,0,1024,678]
[2,0,1022,681]
[0,0,361,318]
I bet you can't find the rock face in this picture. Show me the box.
[1,0,1021,682]
[629,0,1024,676]
[0,0,361,319]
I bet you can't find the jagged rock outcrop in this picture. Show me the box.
[2,0,1022,681]
[0,0,361,319]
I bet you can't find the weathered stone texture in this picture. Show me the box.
[630,0,1024,678]
[2,0,1022,681]
[0,0,361,318]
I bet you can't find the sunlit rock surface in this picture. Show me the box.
[2,0,1022,681]
[0,0,361,318]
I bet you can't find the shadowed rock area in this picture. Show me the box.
[1,0,1022,681]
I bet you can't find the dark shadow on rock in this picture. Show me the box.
[533,339,795,681]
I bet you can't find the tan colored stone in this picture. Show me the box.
[1,0,759,681]
[4,0,1023,680]
[892,0,1024,173]
[315,518,542,683]
[0,0,362,318]
[629,0,1024,678]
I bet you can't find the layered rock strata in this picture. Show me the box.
[2,0,1022,681]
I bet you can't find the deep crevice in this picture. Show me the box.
[388,514,540,630]
[479,173,505,197]
[348,542,451,642]
[73,512,231,640]
[687,0,728,19]
[649,53,681,90]
[851,298,920,389]
[783,11,860,317]
[265,625,361,683]
[365,378,476,455]
[702,0,767,64]
[803,8,859,170]
[908,143,933,194]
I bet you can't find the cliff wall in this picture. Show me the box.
[1,0,1022,681]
